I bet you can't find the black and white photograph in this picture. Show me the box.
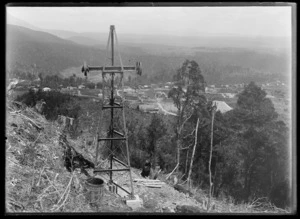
[5,3,296,214]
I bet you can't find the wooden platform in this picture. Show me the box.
[133,178,165,188]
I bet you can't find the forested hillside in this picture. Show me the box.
[6,25,107,76]
[6,24,290,85]
[192,48,290,84]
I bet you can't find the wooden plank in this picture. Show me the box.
[145,184,162,188]
[133,179,161,182]
[142,182,165,185]
[136,183,165,187]
[136,184,162,188]
[94,168,130,172]
[134,179,160,182]
[134,180,164,183]
[134,183,166,186]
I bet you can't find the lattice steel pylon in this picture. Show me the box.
[81,25,142,199]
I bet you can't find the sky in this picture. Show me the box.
[7,6,292,38]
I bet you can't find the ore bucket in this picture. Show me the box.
[85,177,104,204]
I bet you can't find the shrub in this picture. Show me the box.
[15,90,80,121]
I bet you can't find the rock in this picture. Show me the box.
[126,195,143,210]
[175,205,204,213]
[162,206,175,213]
[173,184,193,196]
[143,197,158,210]
[194,196,208,209]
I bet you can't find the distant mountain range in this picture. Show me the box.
[6,13,42,31]
[66,36,101,47]
[7,13,290,52]
[6,13,291,85]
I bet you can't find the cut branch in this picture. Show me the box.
[182,129,196,139]
[52,173,74,211]
[166,162,179,180]
[181,143,193,150]
[208,108,216,211]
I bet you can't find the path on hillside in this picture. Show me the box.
[76,89,177,116]
[72,90,101,99]
[156,100,177,116]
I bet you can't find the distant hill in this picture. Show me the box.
[6,24,175,82]
[66,35,100,46]
[6,13,42,31]
[7,25,76,45]
[6,24,290,85]
[66,35,148,55]
[6,24,107,76]
[6,14,290,54]
[43,29,80,39]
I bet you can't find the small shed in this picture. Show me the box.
[78,85,85,89]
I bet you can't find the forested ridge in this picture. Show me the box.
[7,24,289,85]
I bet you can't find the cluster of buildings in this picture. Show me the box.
[261,80,286,87]
[8,77,250,115]
[120,82,235,115]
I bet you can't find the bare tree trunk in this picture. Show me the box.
[139,148,141,160]
[187,118,200,190]
[176,113,192,175]
[168,121,181,178]
[208,108,216,211]
[152,139,157,168]
[176,137,180,175]
[176,122,182,175]
[166,162,179,180]
[184,148,189,176]
[212,153,218,197]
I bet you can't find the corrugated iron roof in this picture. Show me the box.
[212,100,233,113]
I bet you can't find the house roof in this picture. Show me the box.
[212,100,232,113]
